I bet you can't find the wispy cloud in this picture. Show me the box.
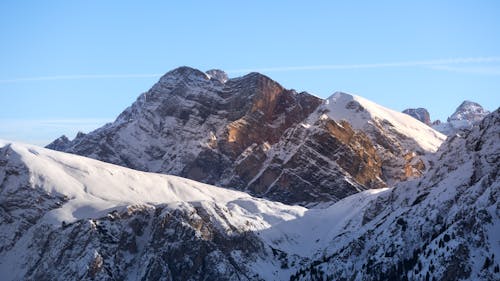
[427,65,500,76]
[1,56,499,83]
[226,56,500,73]
[0,74,161,83]
[0,118,113,146]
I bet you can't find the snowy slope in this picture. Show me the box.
[0,139,389,280]
[0,139,309,280]
[324,92,445,152]
[0,139,306,228]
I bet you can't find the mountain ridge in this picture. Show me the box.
[46,67,445,206]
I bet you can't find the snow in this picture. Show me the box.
[324,92,446,152]
[0,139,389,265]
[0,139,306,229]
[259,188,389,257]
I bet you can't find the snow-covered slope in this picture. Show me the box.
[325,92,445,153]
[0,140,304,227]
[0,139,309,280]
[290,108,500,280]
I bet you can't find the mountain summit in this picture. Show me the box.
[47,67,445,206]
[432,100,490,135]
[402,108,432,125]
[448,100,490,123]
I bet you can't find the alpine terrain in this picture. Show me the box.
[1,67,497,281]
[0,106,498,281]
[47,67,445,206]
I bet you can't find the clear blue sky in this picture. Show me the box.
[1,0,499,145]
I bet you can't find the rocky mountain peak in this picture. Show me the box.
[46,135,70,151]
[205,69,228,83]
[432,100,491,135]
[158,66,211,85]
[448,100,490,122]
[402,108,431,125]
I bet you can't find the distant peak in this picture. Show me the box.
[206,69,228,83]
[45,135,71,150]
[402,108,431,126]
[457,100,482,109]
[448,100,490,122]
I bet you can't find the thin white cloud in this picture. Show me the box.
[427,65,500,75]
[0,118,113,146]
[0,56,499,83]
[0,74,161,83]
[226,56,500,73]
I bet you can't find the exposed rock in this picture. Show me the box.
[46,135,71,150]
[402,108,432,125]
[206,69,229,83]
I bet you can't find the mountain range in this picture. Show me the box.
[1,67,498,280]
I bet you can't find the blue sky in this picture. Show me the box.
[1,0,499,145]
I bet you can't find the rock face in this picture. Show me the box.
[402,108,432,125]
[433,100,490,135]
[46,67,445,206]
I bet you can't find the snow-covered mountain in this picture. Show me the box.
[1,108,498,280]
[433,100,490,135]
[0,139,306,280]
[46,67,445,206]
[291,108,500,280]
